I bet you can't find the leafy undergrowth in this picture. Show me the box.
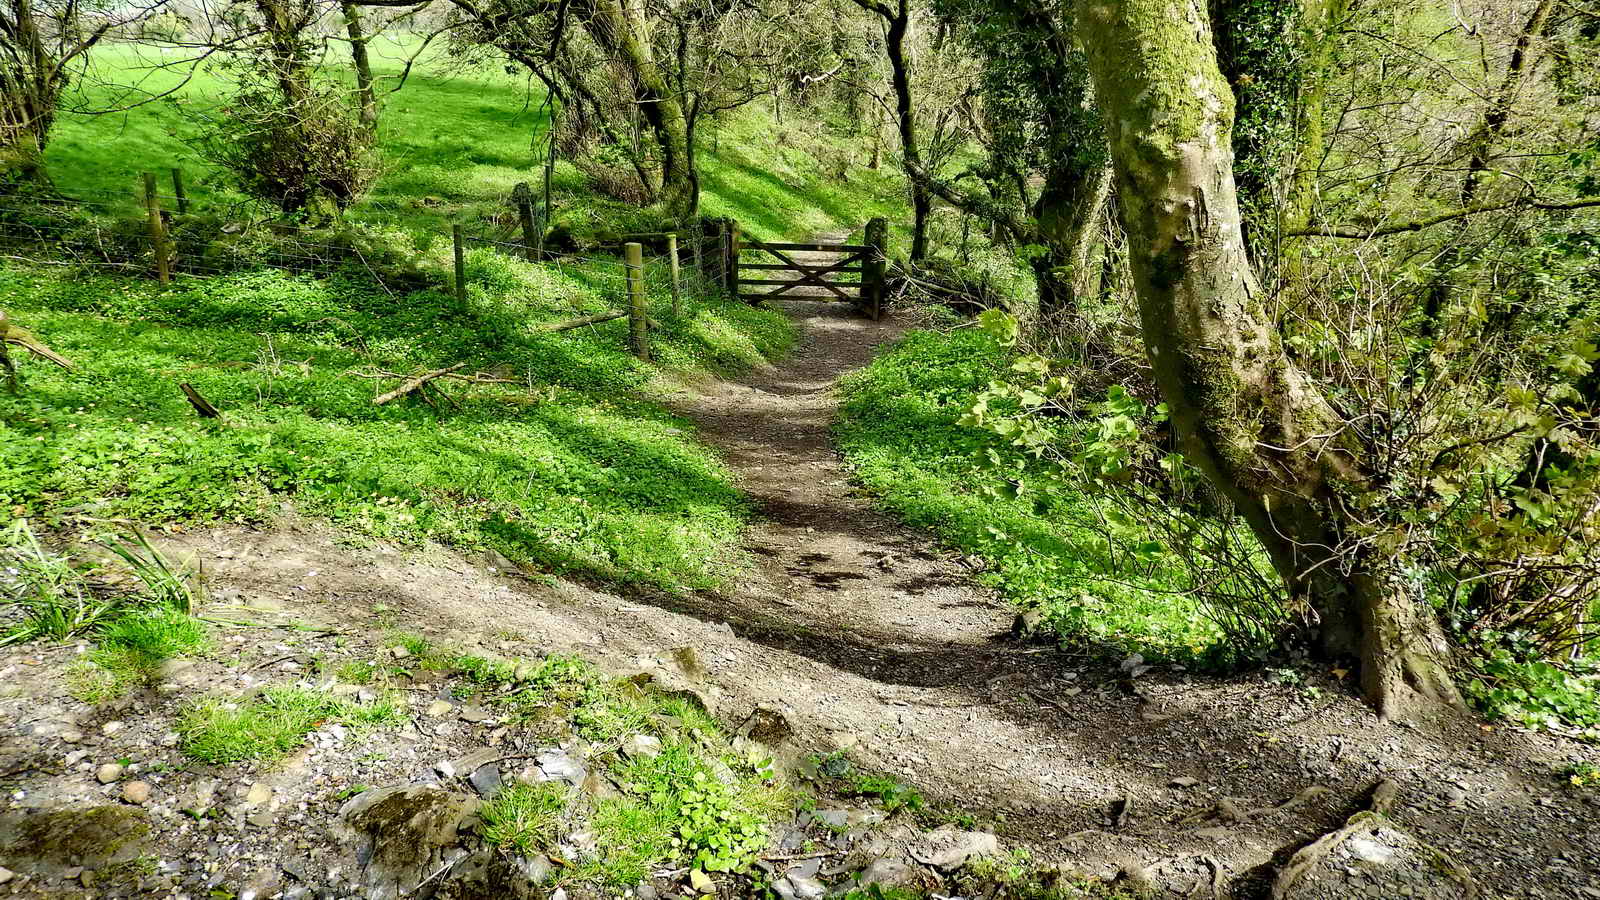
[835,327,1230,667]
[1,252,793,591]
[1465,641,1600,739]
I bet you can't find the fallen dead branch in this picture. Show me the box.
[537,311,627,332]
[180,382,221,418]
[1,310,75,372]
[353,365,529,393]
[372,364,467,405]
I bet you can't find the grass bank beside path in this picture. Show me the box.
[834,326,1231,666]
[0,251,793,593]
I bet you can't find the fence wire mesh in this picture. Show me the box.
[2,184,747,359]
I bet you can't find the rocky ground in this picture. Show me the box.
[3,256,1600,899]
[0,596,1012,899]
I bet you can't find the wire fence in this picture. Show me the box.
[0,173,746,358]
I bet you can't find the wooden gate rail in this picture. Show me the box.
[732,216,888,320]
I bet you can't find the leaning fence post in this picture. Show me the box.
[170,168,190,215]
[667,232,682,316]
[453,224,467,302]
[726,220,742,300]
[625,242,650,361]
[865,216,888,321]
[513,182,539,262]
[141,172,171,284]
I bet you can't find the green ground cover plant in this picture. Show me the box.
[177,686,402,764]
[0,251,792,591]
[363,637,794,887]
[835,327,1232,666]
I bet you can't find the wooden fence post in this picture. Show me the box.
[513,182,539,262]
[624,241,650,361]
[713,221,727,290]
[691,222,704,283]
[170,168,189,215]
[726,219,742,299]
[667,232,681,316]
[453,224,467,302]
[865,216,888,321]
[141,172,171,284]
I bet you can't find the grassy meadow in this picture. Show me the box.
[48,38,906,243]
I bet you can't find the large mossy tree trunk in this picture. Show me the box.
[1075,0,1463,718]
[1033,160,1112,327]
[254,0,314,110]
[1,0,53,186]
[582,0,697,218]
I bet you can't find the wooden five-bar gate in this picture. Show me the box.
[732,217,889,320]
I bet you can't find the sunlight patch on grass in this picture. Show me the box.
[835,328,1231,666]
[0,259,790,592]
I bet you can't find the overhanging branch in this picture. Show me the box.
[1287,195,1600,238]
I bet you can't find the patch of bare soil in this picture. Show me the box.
[3,239,1598,897]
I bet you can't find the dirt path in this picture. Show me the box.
[645,234,1600,896]
[672,234,1024,688]
[145,238,1600,896]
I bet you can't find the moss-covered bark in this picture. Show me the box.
[1034,161,1112,326]
[1,0,88,187]
[1075,0,1463,717]
[583,0,697,218]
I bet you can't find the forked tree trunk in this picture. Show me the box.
[850,0,927,260]
[1075,0,1464,718]
[582,0,697,217]
[1421,0,1554,336]
[1,0,63,186]
[884,0,928,261]
[1034,161,1112,325]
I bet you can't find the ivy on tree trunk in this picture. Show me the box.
[1075,0,1465,718]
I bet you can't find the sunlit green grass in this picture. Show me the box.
[835,328,1236,666]
[48,39,908,246]
[479,781,570,856]
[0,250,793,591]
[65,607,209,701]
[178,686,402,764]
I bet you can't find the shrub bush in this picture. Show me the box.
[197,71,379,218]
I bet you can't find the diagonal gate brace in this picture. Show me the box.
[743,239,863,302]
